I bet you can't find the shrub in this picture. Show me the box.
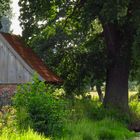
[12,76,68,137]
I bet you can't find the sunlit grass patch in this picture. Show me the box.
[60,118,135,140]
[0,128,51,140]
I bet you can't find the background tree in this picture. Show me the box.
[20,8,106,100]
[0,0,11,30]
[18,0,140,111]
[0,16,12,33]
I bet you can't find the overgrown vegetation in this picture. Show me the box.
[70,99,131,124]
[12,76,68,137]
[0,78,139,140]
[18,0,140,111]
[61,118,135,140]
[1,128,50,140]
[0,0,140,139]
[0,105,50,140]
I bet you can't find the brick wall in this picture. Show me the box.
[0,85,17,106]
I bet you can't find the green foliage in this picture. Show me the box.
[31,26,106,97]
[13,76,68,137]
[18,0,134,39]
[0,95,138,140]
[98,129,115,140]
[18,0,140,111]
[60,118,135,140]
[61,98,136,139]
[129,94,140,122]
[0,0,10,17]
[0,106,50,140]
[0,106,17,134]
[0,128,50,140]
[69,99,131,124]
[18,0,108,98]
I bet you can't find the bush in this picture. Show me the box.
[12,76,68,137]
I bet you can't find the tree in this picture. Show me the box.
[0,0,11,30]
[18,0,140,111]
[20,15,106,100]
[0,16,12,33]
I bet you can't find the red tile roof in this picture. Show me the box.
[0,32,63,84]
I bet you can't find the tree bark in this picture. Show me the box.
[103,23,130,111]
[96,85,103,102]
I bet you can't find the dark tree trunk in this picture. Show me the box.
[103,23,130,111]
[96,85,103,102]
[104,61,129,111]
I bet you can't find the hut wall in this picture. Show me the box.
[0,84,17,106]
[0,40,32,84]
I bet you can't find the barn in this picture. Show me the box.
[0,32,62,106]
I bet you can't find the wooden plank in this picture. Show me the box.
[23,67,32,82]
[1,44,8,83]
[7,51,17,83]
[0,44,3,83]
[15,59,24,83]
[0,41,4,83]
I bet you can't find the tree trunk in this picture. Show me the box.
[104,61,129,111]
[103,23,130,111]
[96,85,103,102]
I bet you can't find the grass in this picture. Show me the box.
[59,97,137,140]
[0,119,136,140]
[0,102,136,140]
[0,128,51,140]
[60,118,135,140]
[0,89,139,140]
